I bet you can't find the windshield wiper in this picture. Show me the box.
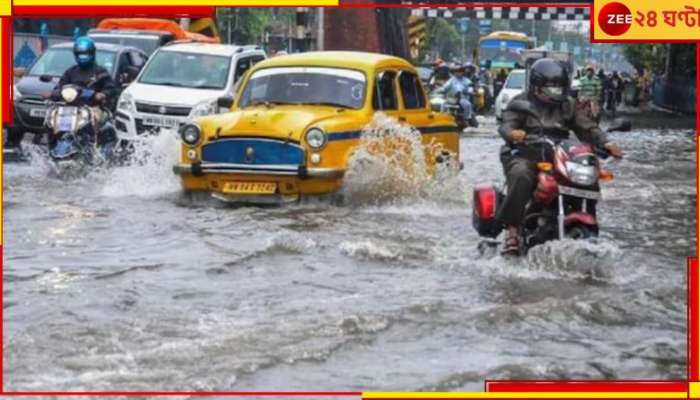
[146,81,183,87]
[300,102,351,109]
[249,101,287,108]
[191,84,224,89]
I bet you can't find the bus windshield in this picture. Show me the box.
[479,39,527,68]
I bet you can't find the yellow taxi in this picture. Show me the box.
[173,51,460,203]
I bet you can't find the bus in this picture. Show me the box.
[478,31,534,73]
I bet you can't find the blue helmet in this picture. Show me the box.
[73,36,96,68]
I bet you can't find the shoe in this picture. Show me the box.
[502,231,521,256]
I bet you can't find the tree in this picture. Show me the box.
[421,18,461,61]
[216,8,272,45]
[622,44,668,74]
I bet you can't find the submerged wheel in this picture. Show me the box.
[566,225,596,240]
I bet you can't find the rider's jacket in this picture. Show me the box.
[498,92,609,148]
[51,64,117,107]
[440,76,473,97]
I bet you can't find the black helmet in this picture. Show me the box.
[529,58,569,104]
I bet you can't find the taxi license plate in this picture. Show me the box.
[559,185,601,200]
[222,182,277,195]
[143,116,179,128]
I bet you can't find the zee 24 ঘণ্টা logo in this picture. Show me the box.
[597,1,700,37]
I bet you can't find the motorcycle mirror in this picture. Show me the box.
[39,74,53,83]
[606,117,632,132]
[13,67,26,78]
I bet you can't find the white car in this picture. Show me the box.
[115,42,266,138]
[494,69,526,120]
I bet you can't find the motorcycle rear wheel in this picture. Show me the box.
[566,225,596,240]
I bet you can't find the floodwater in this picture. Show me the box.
[3,108,695,394]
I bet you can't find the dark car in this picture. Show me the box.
[88,29,173,56]
[10,41,147,143]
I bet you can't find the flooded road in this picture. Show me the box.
[3,109,695,393]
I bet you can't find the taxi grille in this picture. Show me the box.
[201,138,305,166]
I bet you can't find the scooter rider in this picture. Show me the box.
[496,58,622,255]
[439,63,474,125]
[50,36,117,148]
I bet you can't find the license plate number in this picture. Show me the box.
[559,185,601,200]
[30,108,47,118]
[143,116,179,128]
[222,182,277,195]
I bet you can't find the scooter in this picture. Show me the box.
[430,89,479,131]
[44,84,118,175]
[472,100,631,255]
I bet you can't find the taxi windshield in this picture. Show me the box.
[240,67,366,109]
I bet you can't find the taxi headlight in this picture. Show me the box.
[305,128,327,150]
[180,123,201,146]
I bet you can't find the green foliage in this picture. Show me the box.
[622,44,667,74]
[217,8,273,45]
[422,18,461,61]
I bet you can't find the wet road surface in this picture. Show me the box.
[3,108,695,393]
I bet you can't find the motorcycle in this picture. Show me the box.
[44,84,118,175]
[472,78,491,113]
[472,100,631,255]
[430,89,479,131]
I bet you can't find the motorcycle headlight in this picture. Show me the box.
[478,88,485,95]
[305,127,327,150]
[566,161,598,186]
[117,92,134,113]
[61,87,79,103]
[180,123,201,146]
[188,99,218,119]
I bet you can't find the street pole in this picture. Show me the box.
[227,12,232,44]
[317,7,324,51]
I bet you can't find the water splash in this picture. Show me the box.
[525,238,624,283]
[100,130,181,198]
[341,113,463,205]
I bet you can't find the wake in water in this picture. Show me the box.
[100,130,181,198]
[341,113,465,205]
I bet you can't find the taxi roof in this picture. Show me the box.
[252,51,414,72]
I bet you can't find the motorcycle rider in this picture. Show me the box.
[478,66,493,106]
[49,36,117,148]
[607,71,624,111]
[496,58,622,255]
[494,68,508,97]
[429,58,450,90]
[439,63,474,127]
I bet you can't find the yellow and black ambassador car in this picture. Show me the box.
[173,51,460,203]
